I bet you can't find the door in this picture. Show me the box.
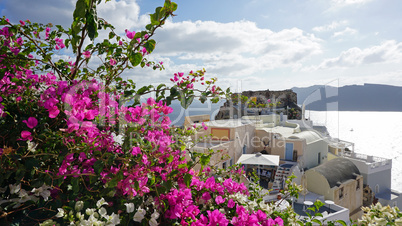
[285,143,294,161]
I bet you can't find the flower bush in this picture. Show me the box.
[0,0,400,225]
[0,0,289,225]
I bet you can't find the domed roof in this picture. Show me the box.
[308,158,360,188]
[288,130,322,144]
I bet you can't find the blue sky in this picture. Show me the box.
[2,0,402,91]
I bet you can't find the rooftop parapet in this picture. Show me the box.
[342,151,392,173]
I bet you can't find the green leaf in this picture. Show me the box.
[171,2,178,11]
[71,177,80,193]
[311,219,322,225]
[129,52,143,67]
[86,12,98,40]
[25,158,40,170]
[73,0,87,19]
[157,84,166,90]
[335,220,347,226]
[15,167,26,181]
[136,85,149,95]
[162,180,172,191]
[147,174,155,186]
[93,160,104,175]
[156,185,166,194]
[180,95,194,109]
[184,173,192,188]
[200,95,207,103]
[44,174,52,186]
[144,40,156,54]
[200,154,211,167]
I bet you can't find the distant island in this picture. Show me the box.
[292,83,402,111]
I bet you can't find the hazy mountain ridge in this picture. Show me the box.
[292,83,402,111]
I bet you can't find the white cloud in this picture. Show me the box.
[307,40,402,70]
[150,20,322,80]
[313,20,349,32]
[97,0,149,33]
[332,27,358,38]
[330,0,373,8]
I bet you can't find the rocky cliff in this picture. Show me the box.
[215,89,301,120]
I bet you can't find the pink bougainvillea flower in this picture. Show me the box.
[125,29,135,39]
[268,99,271,103]
[207,210,229,226]
[110,58,116,66]
[83,51,91,59]
[19,20,25,26]
[141,47,147,55]
[274,217,284,226]
[131,147,141,156]
[22,117,38,129]
[48,106,60,118]
[202,122,208,130]
[119,40,123,46]
[215,195,226,205]
[21,131,33,141]
[227,199,235,208]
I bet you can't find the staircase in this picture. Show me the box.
[271,164,293,193]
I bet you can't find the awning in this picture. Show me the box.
[236,153,280,166]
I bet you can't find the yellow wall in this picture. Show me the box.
[306,171,331,199]
[211,128,230,141]
[334,177,363,221]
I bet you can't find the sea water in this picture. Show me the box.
[307,111,402,192]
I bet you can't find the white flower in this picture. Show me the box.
[96,198,108,208]
[40,190,51,201]
[75,201,84,211]
[133,207,146,222]
[86,208,96,216]
[77,220,91,226]
[98,207,107,217]
[124,203,134,213]
[149,217,158,226]
[151,210,160,220]
[112,133,124,145]
[88,215,102,225]
[39,219,58,226]
[9,183,20,194]
[27,140,38,152]
[76,212,85,221]
[32,185,52,201]
[18,189,31,203]
[55,208,65,218]
[105,212,120,225]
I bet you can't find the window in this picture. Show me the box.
[243,145,247,154]
[318,152,321,164]
[222,162,227,169]
[339,187,344,199]
[375,184,380,194]
[230,159,233,166]
[356,179,360,190]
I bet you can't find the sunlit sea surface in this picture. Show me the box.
[307,111,402,192]
[168,102,402,192]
